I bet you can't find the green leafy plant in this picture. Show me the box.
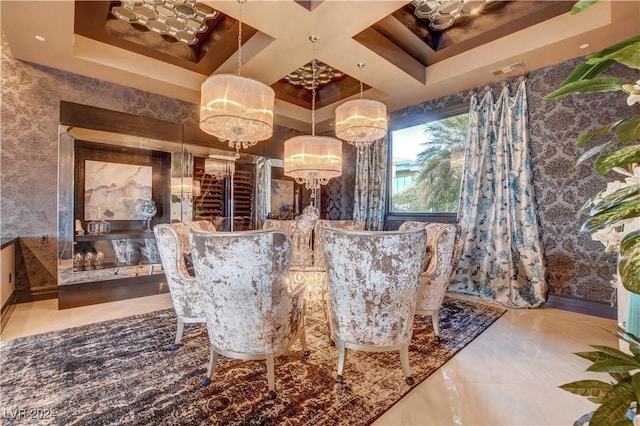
[559,328,640,426]
[545,1,640,423]
[544,1,640,295]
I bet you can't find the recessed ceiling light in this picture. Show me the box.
[34,35,46,42]
[579,43,590,49]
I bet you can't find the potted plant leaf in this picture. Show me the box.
[544,0,640,424]
[558,327,639,426]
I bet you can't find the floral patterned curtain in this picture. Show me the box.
[450,80,548,308]
[353,136,387,231]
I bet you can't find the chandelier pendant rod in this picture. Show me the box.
[237,0,244,76]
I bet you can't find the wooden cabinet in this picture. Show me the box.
[58,231,167,309]
[194,158,255,229]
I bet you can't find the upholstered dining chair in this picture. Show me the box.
[313,219,364,269]
[153,220,216,350]
[322,228,427,386]
[399,221,460,341]
[111,239,140,275]
[140,237,162,275]
[190,229,308,400]
[262,219,314,267]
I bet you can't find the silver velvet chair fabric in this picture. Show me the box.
[399,221,460,339]
[313,219,364,269]
[189,229,308,399]
[262,219,314,267]
[153,221,216,349]
[141,237,162,275]
[111,239,140,275]
[322,228,427,385]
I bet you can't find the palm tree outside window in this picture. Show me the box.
[388,106,469,221]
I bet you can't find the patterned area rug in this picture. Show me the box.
[0,297,505,425]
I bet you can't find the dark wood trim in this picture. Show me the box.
[60,101,183,142]
[294,0,324,11]
[353,26,425,85]
[73,1,258,75]
[15,285,59,303]
[389,102,469,130]
[385,212,458,224]
[386,103,469,219]
[74,140,171,233]
[1,291,17,332]
[58,274,169,310]
[544,294,617,320]
[1,237,18,249]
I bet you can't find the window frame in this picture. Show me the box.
[385,103,469,224]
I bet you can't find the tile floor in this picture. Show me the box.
[1,293,618,425]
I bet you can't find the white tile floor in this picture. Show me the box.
[1,293,617,425]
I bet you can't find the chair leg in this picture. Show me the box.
[336,339,346,384]
[400,342,414,386]
[170,319,185,351]
[431,310,441,341]
[202,345,218,386]
[266,353,276,400]
[299,326,310,357]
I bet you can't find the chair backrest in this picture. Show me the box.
[156,221,217,277]
[263,218,314,267]
[399,221,459,310]
[322,228,427,347]
[190,229,302,354]
[142,238,161,265]
[313,219,364,268]
[111,239,141,264]
[399,221,459,281]
[153,221,216,319]
[212,216,253,231]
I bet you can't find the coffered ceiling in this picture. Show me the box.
[2,1,639,134]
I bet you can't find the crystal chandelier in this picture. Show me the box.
[411,0,489,31]
[285,35,343,195]
[334,62,387,149]
[200,0,275,158]
[111,0,218,45]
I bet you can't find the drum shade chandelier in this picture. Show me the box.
[285,35,342,193]
[199,0,274,158]
[335,62,387,149]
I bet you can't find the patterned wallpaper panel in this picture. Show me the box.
[323,143,357,220]
[526,60,637,304]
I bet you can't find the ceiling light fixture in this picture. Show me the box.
[199,0,275,158]
[334,62,388,149]
[111,0,218,45]
[411,0,488,31]
[284,35,343,201]
[34,35,46,42]
[285,61,344,90]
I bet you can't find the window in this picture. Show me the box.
[387,105,469,221]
